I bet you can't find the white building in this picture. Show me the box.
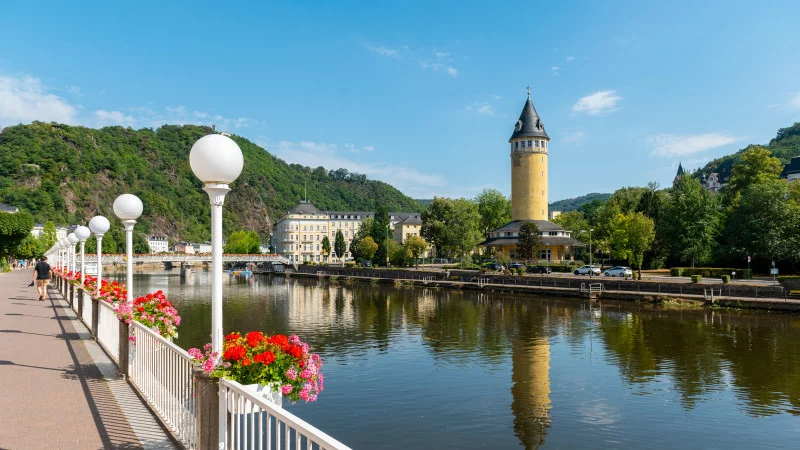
[0,203,19,213]
[781,156,800,181]
[193,242,212,253]
[146,235,169,254]
[30,223,70,240]
[270,201,423,263]
[174,242,195,254]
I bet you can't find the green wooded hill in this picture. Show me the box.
[697,122,800,179]
[549,192,612,212]
[0,122,422,242]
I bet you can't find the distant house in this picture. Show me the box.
[780,156,800,181]
[702,172,724,193]
[0,202,19,213]
[146,235,169,254]
[173,242,195,254]
[193,242,212,253]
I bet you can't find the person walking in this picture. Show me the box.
[31,256,52,301]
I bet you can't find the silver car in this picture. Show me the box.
[573,265,601,276]
[604,266,633,277]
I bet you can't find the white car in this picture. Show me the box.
[573,265,601,276]
[604,266,633,277]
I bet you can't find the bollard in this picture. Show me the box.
[194,369,220,450]
[91,297,99,337]
[118,321,130,378]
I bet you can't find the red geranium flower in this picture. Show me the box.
[245,331,265,348]
[223,345,247,362]
[268,334,288,347]
[242,358,251,366]
[253,351,275,365]
[225,332,241,342]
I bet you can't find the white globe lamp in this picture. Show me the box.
[75,225,91,285]
[189,133,244,356]
[114,194,143,303]
[88,215,111,295]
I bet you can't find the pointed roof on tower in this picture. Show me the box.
[676,162,685,177]
[509,91,549,141]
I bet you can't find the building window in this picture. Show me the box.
[527,140,532,148]
[549,232,557,236]
[539,249,552,260]
[515,142,519,150]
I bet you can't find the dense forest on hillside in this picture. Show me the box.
[549,192,611,212]
[0,123,422,242]
[697,122,800,179]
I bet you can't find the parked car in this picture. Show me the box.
[604,266,632,277]
[361,260,372,267]
[485,263,505,271]
[526,265,552,274]
[573,265,601,276]
[509,263,525,270]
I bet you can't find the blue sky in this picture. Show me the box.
[2,0,799,201]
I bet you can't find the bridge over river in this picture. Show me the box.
[83,253,291,265]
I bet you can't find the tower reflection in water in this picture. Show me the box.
[511,304,551,450]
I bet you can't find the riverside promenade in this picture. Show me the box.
[0,270,177,449]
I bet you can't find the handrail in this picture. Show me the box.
[219,378,351,450]
[96,300,120,362]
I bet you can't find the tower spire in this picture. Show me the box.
[526,83,531,97]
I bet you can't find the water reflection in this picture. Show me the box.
[114,271,800,448]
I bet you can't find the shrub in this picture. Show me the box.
[632,272,639,280]
[516,267,525,275]
[671,267,751,279]
[777,276,800,290]
[691,275,702,283]
[344,262,356,268]
[721,275,730,284]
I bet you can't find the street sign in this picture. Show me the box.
[747,256,751,263]
[770,268,779,275]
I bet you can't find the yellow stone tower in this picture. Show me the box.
[510,89,549,221]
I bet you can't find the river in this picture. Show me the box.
[114,270,800,449]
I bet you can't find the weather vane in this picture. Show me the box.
[526,83,531,96]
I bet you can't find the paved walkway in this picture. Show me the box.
[0,270,177,450]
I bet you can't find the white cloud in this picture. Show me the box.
[274,141,446,198]
[95,110,136,127]
[566,56,575,61]
[551,66,560,75]
[573,90,622,115]
[344,143,374,153]
[364,43,405,59]
[420,50,459,78]
[0,75,77,126]
[465,102,496,116]
[562,130,585,143]
[492,94,502,100]
[648,133,739,156]
[67,85,81,95]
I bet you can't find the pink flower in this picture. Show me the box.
[300,368,312,379]
[201,358,217,373]
[188,348,203,360]
[300,343,309,354]
[203,343,213,351]
[289,334,301,345]
[285,367,298,381]
[281,384,293,395]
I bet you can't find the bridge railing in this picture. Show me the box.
[129,320,197,448]
[97,300,120,362]
[219,378,351,450]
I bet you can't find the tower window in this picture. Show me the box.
[527,140,532,148]
[515,142,519,150]
[534,140,538,148]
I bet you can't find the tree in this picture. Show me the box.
[517,222,543,261]
[475,188,511,237]
[620,212,656,278]
[356,236,378,261]
[495,250,511,267]
[421,197,482,261]
[224,230,261,254]
[591,201,623,264]
[404,235,428,268]
[39,221,57,249]
[13,234,43,259]
[389,240,410,267]
[663,175,720,266]
[334,230,346,263]
[350,217,373,262]
[0,211,34,257]
[552,211,590,245]
[133,231,150,254]
[321,236,331,262]
[723,179,800,265]
[726,146,783,203]
[371,206,390,266]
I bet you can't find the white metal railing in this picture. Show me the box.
[219,378,351,450]
[96,300,120,362]
[478,278,491,288]
[81,290,93,326]
[129,321,197,448]
[580,283,605,294]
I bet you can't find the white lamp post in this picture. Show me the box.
[113,194,143,304]
[75,226,91,286]
[89,216,111,296]
[60,238,69,273]
[67,233,79,273]
[189,134,244,355]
